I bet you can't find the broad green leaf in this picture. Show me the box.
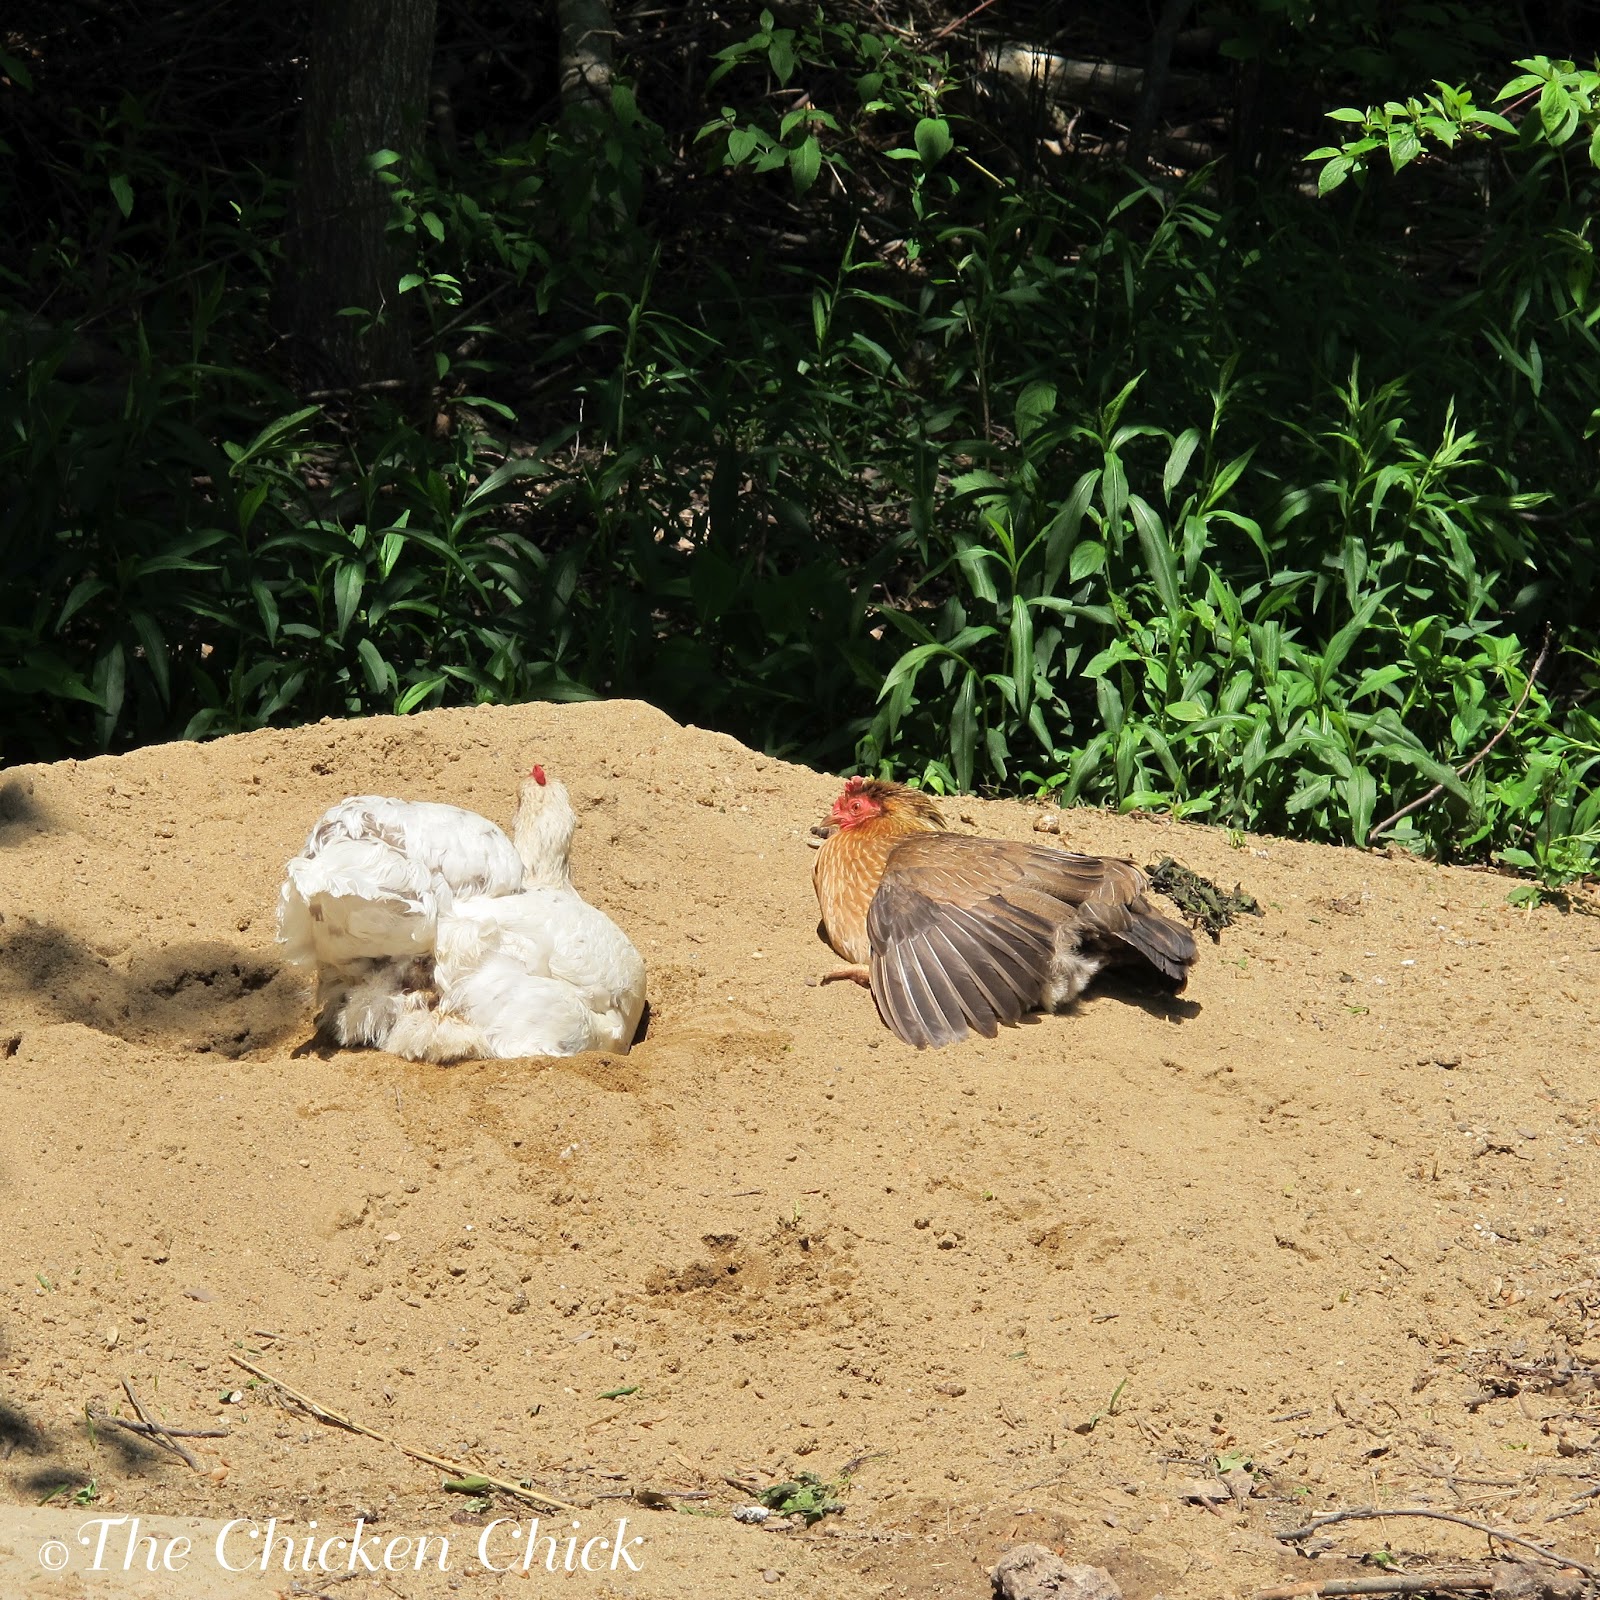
[94,643,127,744]
[1286,775,1332,814]
[1101,453,1128,540]
[0,50,35,90]
[396,675,448,715]
[1044,471,1099,589]
[334,563,365,638]
[463,454,548,508]
[1009,601,1034,719]
[1204,447,1256,510]
[1351,663,1406,701]
[230,406,320,471]
[1343,766,1377,842]
[251,579,279,644]
[914,117,953,164]
[880,642,942,698]
[950,674,978,791]
[769,30,796,84]
[128,611,171,703]
[1095,674,1124,734]
[790,135,821,195]
[1317,154,1354,194]
[1129,495,1182,616]
[1069,540,1106,582]
[1371,744,1470,800]
[356,638,394,695]
[1386,122,1422,171]
[59,578,111,628]
[1015,380,1058,442]
[1540,79,1578,143]
[1163,429,1201,501]
[1322,588,1387,680]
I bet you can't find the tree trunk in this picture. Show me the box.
[557,0,614,111]
[279,0,439,389]
[1127,0,1196,175]
[555,0,626,243]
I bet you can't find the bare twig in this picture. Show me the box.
[1256,1576,1493,1598]
[1367,626,1553,844]
[120,1379,200,1470]
[91,1411,229,1441]
[1275,1504,1600,1578]
[929,0,1003,42]
[301,377,411,401]
[229,1355,581,1514]
[1547,1483,1600,1521]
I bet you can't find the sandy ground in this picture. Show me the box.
[1,698,1598,1600]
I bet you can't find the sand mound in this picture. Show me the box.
[2,699,1598,1598]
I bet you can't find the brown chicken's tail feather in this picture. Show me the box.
[1074,898,1197,990]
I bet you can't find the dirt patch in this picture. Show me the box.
[2,699,1599,1597]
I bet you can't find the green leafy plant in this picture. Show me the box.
[756,1470,848,1524]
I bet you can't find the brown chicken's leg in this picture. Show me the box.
[820,963,871,987]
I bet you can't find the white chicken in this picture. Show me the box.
[277,766,647,1060]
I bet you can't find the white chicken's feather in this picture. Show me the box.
[277,794,525,975]
[432,883,647,1055]
[281,772,647,1061]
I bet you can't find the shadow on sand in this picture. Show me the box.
[0,920,305,1058]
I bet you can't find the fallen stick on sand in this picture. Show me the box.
[92,1410,229,1443]
[118,1378,201,1470]
[1255,1574,1494,1597]
[230,1354,583,1515]
[1275,1504,1600,1579]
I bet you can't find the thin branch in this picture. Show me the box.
[301,378,411,401]
[1275,1505,1600,1579]
[1256,1576,1492,1598]
[929,0,1004,43]
[1366,626,1553,845]
[91,1412,229,1441]
[119,1379,200,1470]
[230,1355,581,1514]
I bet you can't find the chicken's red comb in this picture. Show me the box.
[531,764,547,786]
[843,776,868,794]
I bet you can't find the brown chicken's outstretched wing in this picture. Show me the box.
[866,836,1105,1047]
[865,835,1191,1048]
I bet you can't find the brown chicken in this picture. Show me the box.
[811,778,1197,1049]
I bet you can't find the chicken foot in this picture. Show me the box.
[820,963,871,987]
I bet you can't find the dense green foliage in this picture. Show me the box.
[1,2,1597,891]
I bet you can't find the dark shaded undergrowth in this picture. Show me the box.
[1,1,1596,891]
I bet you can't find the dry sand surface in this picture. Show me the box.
[2,698,1599,1600]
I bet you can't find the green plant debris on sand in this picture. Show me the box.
[1146,858,1264,940]
[756,1470,848,1524]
